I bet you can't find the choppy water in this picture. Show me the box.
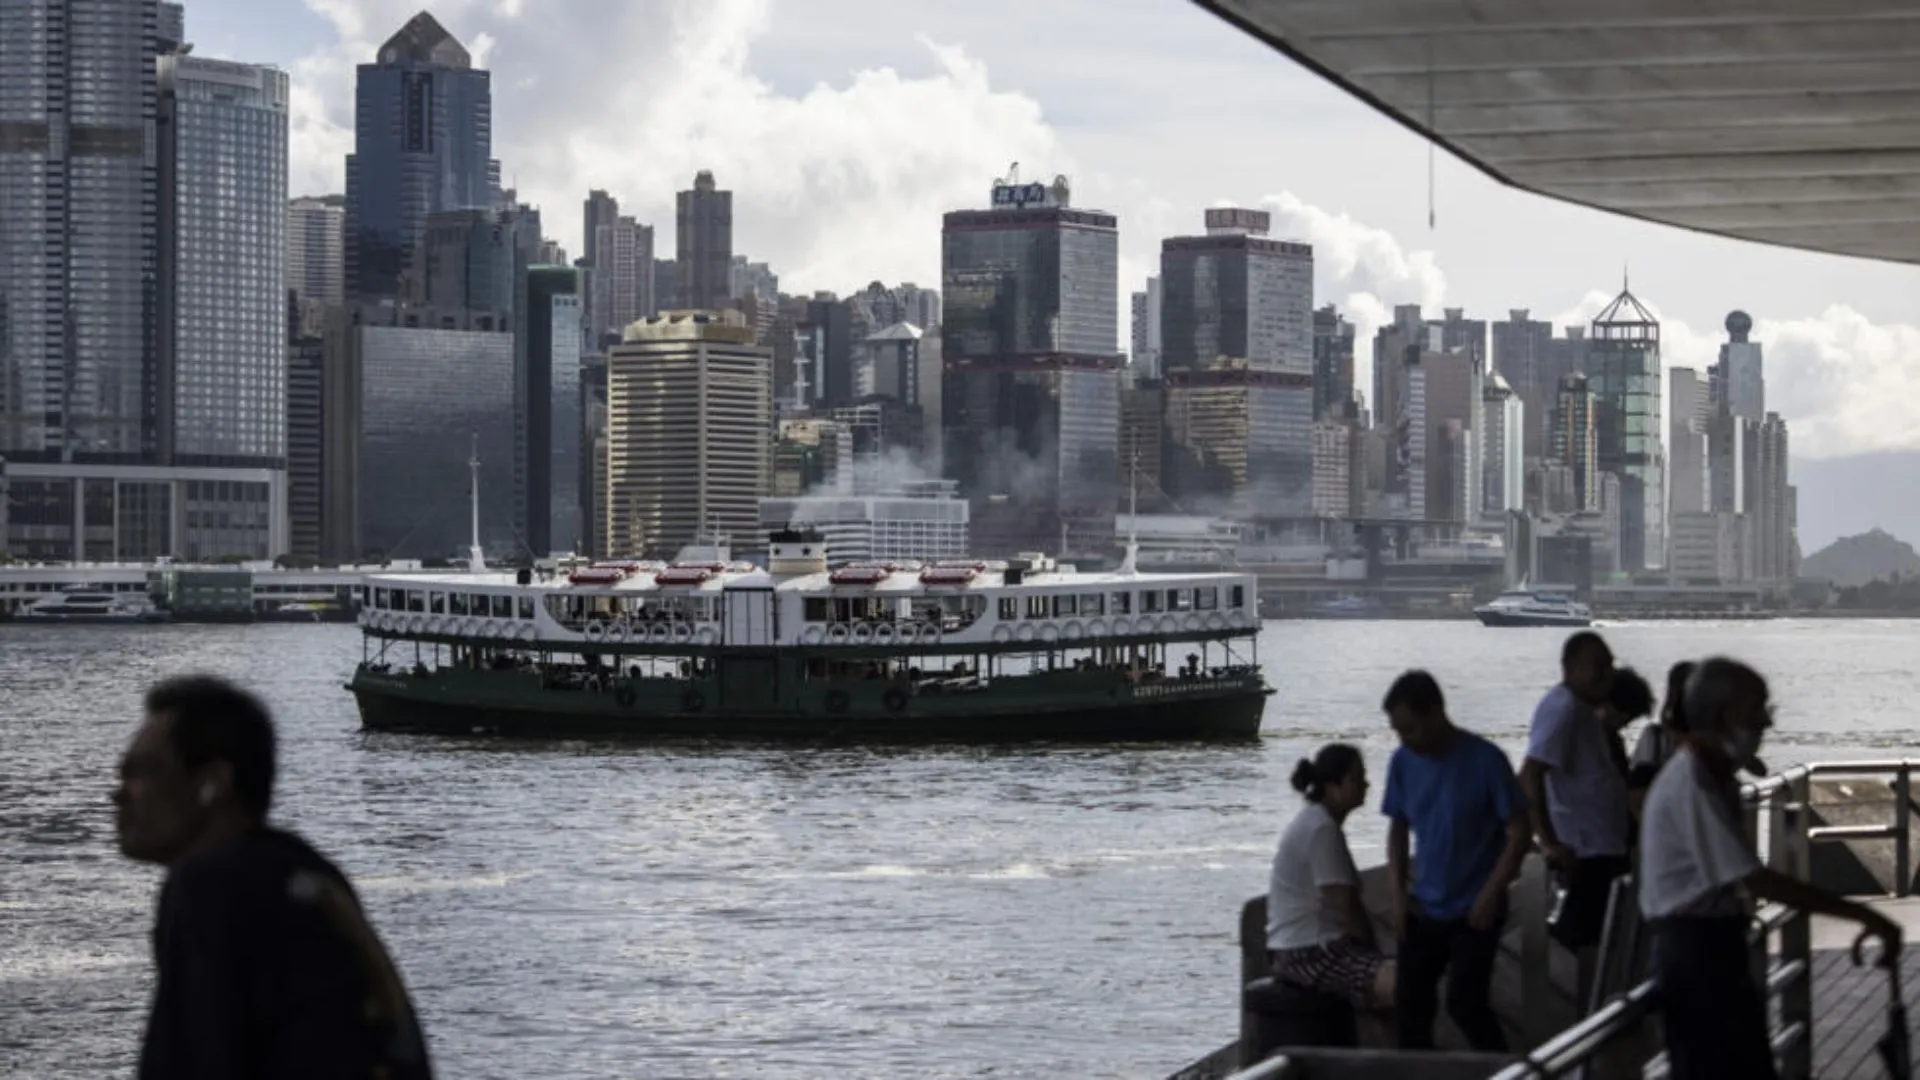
[3,618,1916,1078]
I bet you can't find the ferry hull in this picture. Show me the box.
[1474,609,1592,628]
[348,667,1269,743]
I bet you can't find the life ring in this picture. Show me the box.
[851,623,875,644]
[609,621,629,643]
[827,624,850,644]
[802,625,825,645]
[1206,612,1228,631]
[672,623,692,643]
[1183,613,1203,632]
[1038,621,1060,642]
[883,687,909,713]
[1062,620,1083,641]
[1088,619,1108,637]
[1113,617,1132,636]
[650,623,670,643]
[696,627,718,645]
[873,622,896,644]
[615,684,637,708]
[824,689,851,714]
[991,625,1013,643]
[409,616,425,634]
[585,622,607,642]
[683,690,706,713]
[1229,610,1249,629]
[519,625,536,642]
[917,622,941,644]
[463,618,480,637]
[1160,615,1179,635]
[1016,623,1036,643]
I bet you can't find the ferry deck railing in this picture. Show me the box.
[1216,758,1919,1080]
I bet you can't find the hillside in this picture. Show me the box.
[1801,528,1920,587]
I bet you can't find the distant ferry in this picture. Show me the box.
[16,586,171,625]
[346,528,1272,743]
[1474,588,1592,628]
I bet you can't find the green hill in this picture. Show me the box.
[1801,528,1920,588]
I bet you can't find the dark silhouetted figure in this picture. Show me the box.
[115,675,433,1080]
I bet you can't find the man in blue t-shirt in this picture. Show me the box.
[1381,670,1529,1052]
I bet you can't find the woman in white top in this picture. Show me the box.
[1266,743,1394,1009]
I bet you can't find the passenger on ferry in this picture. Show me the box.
[1640,657,1901,1080]
[1381,671,1529,1052]
[1627,661,1694,820]
[1266,744,1395,1009]
[115,676,433,1079]
[1520,632,1631,954]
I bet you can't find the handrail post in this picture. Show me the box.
[1776,773,1813,1080]
[1895,763,1912,898]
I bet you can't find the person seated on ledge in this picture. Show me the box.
[1266,743,1395,1010]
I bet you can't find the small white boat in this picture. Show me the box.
[1474,588,1592,628]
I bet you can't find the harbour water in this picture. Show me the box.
[4,619,1916,1078]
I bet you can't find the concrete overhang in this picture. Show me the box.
[1194,0,1920,265]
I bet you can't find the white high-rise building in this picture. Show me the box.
[1129,276,1162,379]
[288,196,345,312]
[1482,374,1524,517]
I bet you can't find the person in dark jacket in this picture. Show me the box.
[114,675,433,1080]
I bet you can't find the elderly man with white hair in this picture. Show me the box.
[1638,657,1901,1080]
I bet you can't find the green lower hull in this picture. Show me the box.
[348,664,1270,743]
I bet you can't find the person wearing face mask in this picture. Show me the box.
[1266,743,1396,1010]
[1639,657,1902,1080]
[1520,632,1632,956]
[115,676,433,1080]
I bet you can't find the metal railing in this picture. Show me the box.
[1485,758,1917,1080]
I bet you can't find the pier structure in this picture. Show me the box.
[1175,759,1920,1079]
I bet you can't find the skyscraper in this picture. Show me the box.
[1586,286,1665,570]
[1668,367,1709,517]
[1711,310,1765,420]
[287,196,345,313]
[1312,304,1355,421]
[156,53,290,479]
[940,175,1120,555]
[1129,277,1162,379]
[675,171,733,311]
[0,0,181,463]
[605,311,772,557]
[1552,373,1598,513]
[1419,349,1482,523]
[1482,375,1524,517]
[344,12,496,301]
[523,267,581,555]
[1158,207,1315,517]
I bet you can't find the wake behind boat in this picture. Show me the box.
[1473,587,1592,628]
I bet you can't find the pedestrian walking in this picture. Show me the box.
[115,675,433,1080]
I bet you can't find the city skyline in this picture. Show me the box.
[180,0,1920,479]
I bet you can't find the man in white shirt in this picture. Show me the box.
[1639,657,1901,1080]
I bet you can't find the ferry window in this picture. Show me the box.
[374,588,388,610]
[1141,591,1163,614]
[1079,593,1104,615]
[804,598,828,622]
[1169,589,1191,612]
[1053,595,1076,617]
[1109,591,1132,614]
[490,595,511,618]
[998,597,1017,621]
[450,593,469,615]
[429,592,446,615]
[1195,587,1218,611]
[407,591,425,613]
[516,596,534,620]
[1231,585,1246,609]
[1025,595,1049,619]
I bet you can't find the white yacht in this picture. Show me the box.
[16,587,171,625]
[1473,588,1592,628]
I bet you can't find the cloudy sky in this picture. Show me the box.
[193,0,1920,514]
